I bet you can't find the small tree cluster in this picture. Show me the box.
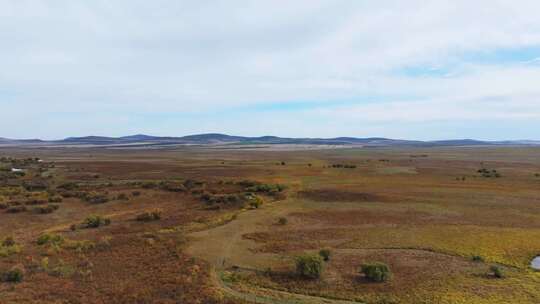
[360,262,392,282]
[319,249,331,262]
[295,254,323,279]
[136,209,162,222]
[490,265,504,278]
[82,215,111,228]
[0,265,24,283]
[0,236,21,258]
[32,204,60,214]
[330,164,357,169]
[478,168,501,178]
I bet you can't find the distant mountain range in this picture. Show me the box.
[1,133,539,148]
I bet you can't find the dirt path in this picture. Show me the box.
[212,269,363,304]
[186,199,301,269]
[186,199,366,304]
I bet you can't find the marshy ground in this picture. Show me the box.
[1,146,540,303]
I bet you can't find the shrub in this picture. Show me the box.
[295,254,323,279]
[360,262,392,282]
[116,193,129,200]
[132,191,141,196]
[1,265,24,283]
[37,233,64,246]
[2,236,15,247]
[0,244,21,257]
[24,199,47,206]
[32,204,60,214]
[136,209,162,222]
[319,249,331,262]
[248,197,262,209]
[48,195,63,203]
[490,265,504,278]
[472,255,484,262]
[57,182,79,190]
[62,240,95,252]
[6,205,27,213]
[83,215,111,228]
[277,217,288,225]
[22,180,48,191]
[141,182,157,189]
[83,192,109,204]
[0,237,20,257]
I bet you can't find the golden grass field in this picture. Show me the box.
[1,146,540,304]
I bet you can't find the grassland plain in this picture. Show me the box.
[1,146,540,303]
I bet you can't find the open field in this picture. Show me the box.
[1,146,540,303]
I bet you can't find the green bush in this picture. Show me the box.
[490,265,504,278]
[37,233,64,246]
[83,215,111,228]
[136,209,162,222]
[472,255,484,262]
[57,182,79,190]
[48,195,63,203]
[116,193,129,200]
[62,240,95,252]
[2,236,15,247]
[295,254,323,279]
[32,204,60,214]
[319,249,331,262]
[82,192,109,204]
[360,262,392,282]
[0,236,21,257]
[249,197,262,209]
[6,205,27,213]
[1,266,24,283]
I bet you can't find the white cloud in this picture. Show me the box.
[1,0,540,138]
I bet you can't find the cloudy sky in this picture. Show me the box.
[2,1,540,140]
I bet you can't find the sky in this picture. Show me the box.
[1,1,540,140]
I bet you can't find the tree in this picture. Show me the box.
[319,249,331,262]
[490,265,504,278]
[295,254,323,279]
[360,262,392,282]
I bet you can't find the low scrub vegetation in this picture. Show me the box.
[136,209,162,222]
[360,262,392,282]
[295,254,323,279]
[82,192,110,204]
[478,168,501,178]
[472,255,484,262]
[82,215,111,229]
[37,233,65,246]
[0,236,21,257]
[277,217,288,225]
[330,164,357,169]
[32,204,60,214]
[0,265,24,283]
[319,249,331,261]
[6,205,27,213]
[490,265,504,278]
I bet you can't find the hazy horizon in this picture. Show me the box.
[2,1,540,140]
[2,132,540,143]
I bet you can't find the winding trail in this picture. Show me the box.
[212,269,363,304]
[187,199,364,304]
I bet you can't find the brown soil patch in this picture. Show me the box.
[298,189,385,203]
